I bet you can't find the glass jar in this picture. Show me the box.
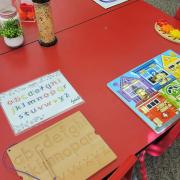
[0,6,19,25]
[16,0,35,22]
[0,0,12,13]
[32,0,57,47]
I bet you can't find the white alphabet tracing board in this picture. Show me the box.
[0,71,84,135]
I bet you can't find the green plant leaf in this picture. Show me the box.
[0,19,23,38]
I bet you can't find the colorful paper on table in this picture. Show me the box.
[93,0,128,9]
[0,71,84,135]
[7,111,117,180]
[107,50,180,133]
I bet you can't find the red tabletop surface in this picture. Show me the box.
[0,0,137,55]
[0,1,180,179]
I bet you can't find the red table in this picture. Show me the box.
[0,1,179,179]
[0,0,137,55]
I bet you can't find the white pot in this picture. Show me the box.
[4,35,24,48]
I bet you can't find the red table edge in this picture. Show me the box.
[108,121,180,180]
[108,155,137,180]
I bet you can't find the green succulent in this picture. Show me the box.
[0,19,23,38]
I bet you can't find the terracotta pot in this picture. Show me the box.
[4,35,24,48]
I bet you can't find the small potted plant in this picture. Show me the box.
[0,19,24,48]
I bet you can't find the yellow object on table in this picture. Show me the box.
[155,20,180,43]
[170,29,180,39]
